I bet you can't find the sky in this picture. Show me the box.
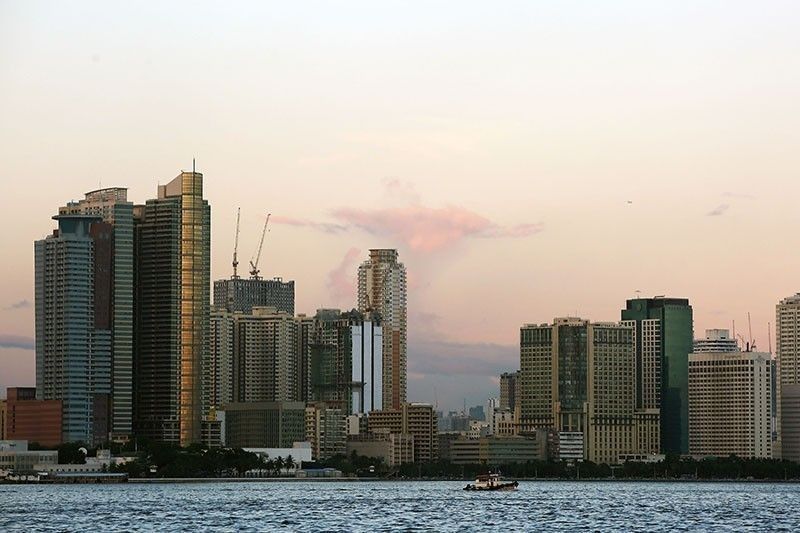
[2,1,800,411]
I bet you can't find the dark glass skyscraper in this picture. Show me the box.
[135,171,210,446]
[621,297,693,454]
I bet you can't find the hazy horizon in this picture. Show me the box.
[3,1,800,411]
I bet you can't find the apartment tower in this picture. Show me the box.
[776,294,800,461]
[358,249,407,410]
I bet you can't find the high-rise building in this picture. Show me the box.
[134,170,210,446]
[204,309,236,415]
[621,297,693,454]
[688,350,772,458]
[59,188,135,440]
[308,309,382,415]
[693,329,739,353]
[499,372,518,413]
[213,277,295,315]
[35,214,113,444]
[776,294,800,461]
[233,307,298,403]
[358,249,407,410]
[295,314,315,403]
[518,318,658,464]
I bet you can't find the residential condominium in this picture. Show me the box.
[688,348,772,458]
[58,188,134,440]
[368,403,438,463]
[213,276,295,315]
[134,170,210,446]
[358,249,407,410]
[776,294,800,461]
[518,317,659,465]
[621,297,693,455]
[35,213,114,444]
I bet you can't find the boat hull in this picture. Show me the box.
[463,481,519,491]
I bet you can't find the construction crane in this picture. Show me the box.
[231,208,241,279]
[249,213,271,279]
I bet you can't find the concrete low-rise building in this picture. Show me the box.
[0,440,58,474]
[447,435,546,465]
[220,402,306,448]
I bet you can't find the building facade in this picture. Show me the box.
[58,188,134,440]
[776,294,800,460]
[621,297,693,455]
[221,402,306,448]
[134,171,210,446]
[35,214,113,444]
[518,318,657,464]
[688,350,772,458]
[368,403,438,463]
[4,388,62,447]
[499,372,518,413]
[693,329,739,353]
[305,403,347,460]
[358,249,407,410]
[213,277,295,315]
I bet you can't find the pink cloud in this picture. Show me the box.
[334,205,504,253]
[327,247,361,306]
[271,215,348,234]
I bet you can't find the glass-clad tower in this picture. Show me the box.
[135,171,210,446]
[621,297,693,454]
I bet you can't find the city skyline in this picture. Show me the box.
[4,2,800,411]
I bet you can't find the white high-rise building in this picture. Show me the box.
[358,249,407,410]
[688,350,772,458]
[776,294,800,461]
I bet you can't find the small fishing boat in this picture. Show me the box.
[463,473,519,491]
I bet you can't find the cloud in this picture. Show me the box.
[327,247,360,306]
[270,215,348,234]
[707,204,730,216]
[722,192,755,199]
[383,178,421,204]
[5,300,31,310]
[0,334,35,350]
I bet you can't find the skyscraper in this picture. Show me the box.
[358,249,407,410]
[621,297,693,454]
[134,170,210,446]
[58,188,134,440]
[688,348,772,458]
[776,294,800,461]
[35,214,113,444]
[518,318,658,464]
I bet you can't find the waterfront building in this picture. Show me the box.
[35,214,113,444]
[499,372,518,413]
[621,297,693,454]
[493,409,516,437]
[213,277,295,315]
[518,318,658,464]
[368,403,438,462]
[486,398,498,435]
[358,249,407,410]
[4,388,62,447]
[776,294,800,460]
[134,170,210,446]
[0,400,5,439]
[205,309,236,414]
[295,314,315,403]
[447,435,547,465]
[305,403,347,460]
[346,432,414,466]
[693,329,739,353]
[0,441,58,473]
[688,349,772,458]
[58,188,134,440]
[232,307,298,403]
[220,401,306,448]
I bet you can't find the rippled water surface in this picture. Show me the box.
[1,481,799,531]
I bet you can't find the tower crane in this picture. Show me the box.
[249,213,271,280]
[231,208,241,279]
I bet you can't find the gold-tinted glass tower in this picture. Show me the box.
[135,170,210,446]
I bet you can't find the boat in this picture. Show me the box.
[463,473,519,491]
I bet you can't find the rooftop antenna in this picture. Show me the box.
[192,157,196,174]
[748,312,755,351]
[231,208,241,279]
[249,213,271,280]
[635,289,641,299]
